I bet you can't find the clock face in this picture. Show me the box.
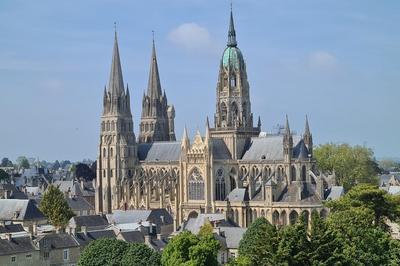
[216,168,224,177]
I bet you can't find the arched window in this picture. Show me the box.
[103,170,106,178]
[301,165,307,181]
[101,122,105,132]
[103,148,106,158]
[188,168,204,200]
[291,166,296,182]
[215,168,226,201]
[289,211,298,225]
[220,102,227,124]
[229,168,237,191]
[111,121,115,131]
[110,148,113,157]
[231,102,238,125]
[230,74,236,87]
[106,121,110,131]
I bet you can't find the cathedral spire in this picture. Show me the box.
[304,115,311,136]
[227,6,237,47]
[108,26,125,96]
[147,34,162,99]
[285,114,291,135]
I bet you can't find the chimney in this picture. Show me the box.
[160,215,164,224]
[5,233,12,241]
[144,234,151,245]
[157,233,163,241]
[81,226,87,236]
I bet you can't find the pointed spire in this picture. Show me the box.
[108,24,125,96]
[285,114,290,135]
[227,5,237,47]
[205,116,210,139]
[182,126,190,148]
[304,115,311,136]
[147,33,162,99]
[126,83,130,96]
[257,116,261,129]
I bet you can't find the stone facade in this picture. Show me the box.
[96,10,330,229]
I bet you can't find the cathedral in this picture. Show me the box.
[95,10,332,229]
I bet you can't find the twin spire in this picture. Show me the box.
[147,36,163,100]
[108,30,125,96]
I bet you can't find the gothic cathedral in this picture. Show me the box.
[96,10,332,229]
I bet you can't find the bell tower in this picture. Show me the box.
[96,29,137,214]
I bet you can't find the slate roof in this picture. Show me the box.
[226,188,249,202]
[138,142,181,162]
[53,180,95,197]
[241,135,302,161]
[37,233,79,249]
[325,186,344,200]
[75,230,116,247]
[66,197,94,211]
[118,231,144,243]
[0,224,25,234]
[0,199,46,221]
[69,215,109,228]
[107,209,173,228]
[278,183,321,203]
[0,236,37,255]
[183,213,226,234]
[211,139,232,159]
[219,227,246,249]
[388,186,400,195]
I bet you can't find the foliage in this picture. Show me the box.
[198,220,214,238]
[16,156,30,169]
[0,157,13,167]
[120,243,161,266]
[75,163,96,181]
[314,143,379,190]
[325,184,400,227]
[78,238,128,266]
[238,217,278,265]
[379,159,400,172]
[39,185,74,227]
[161,230,220,266]
[0,169,10,181]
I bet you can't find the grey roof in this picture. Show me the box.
[325,186,344,200]
[278,183,320,202]
[241,135,302,161]
[53,180,95,197]
[69,215,109,228]
[379,174,400,186]
[75,230,116,247]
[119,231,144,243]
[0,224,25,234]
[66,197,94,211]
[293,140,310,159]
[138,142,181,162]
[107,209,173,228]
[37,233,79,249]
[388,186,400,195]
[0,184,28,199]
[220,226,247,249]
[226,188,249,202]
[183,213,226,234]
[212,139,232,160]
[0,199,46,221]
[0,236,37,255]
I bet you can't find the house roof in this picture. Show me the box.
[0,199,46,221]
[219,227,247,249]
[325,186,344,200]
[36,233,79,249]
[137,142,181,162]
[107,209,173,228]
[66,197,94,211]
[118,231,144,243]
[75,230,116,247]
[182,213,226,234]
[0,236,37,255]
[69,215,109,228]
[0,224,25,234]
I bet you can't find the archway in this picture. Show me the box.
[188,211,198,219]
[289,210,299,225]
[272,211,279,225]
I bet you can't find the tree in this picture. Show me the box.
[238,217,279,265]
[78,238,128,266]
[120,243,161,266]
[161,230,220,266]
[325,184,400,227]
[75,163,95,181]
[314,143,379,190]
[39,185,74,227]
[0,169,10,181]
[0,157,13,167]
[16,156,30,169]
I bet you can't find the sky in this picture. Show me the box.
[0,0,399,162]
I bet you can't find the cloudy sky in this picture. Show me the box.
[0,0,399,161]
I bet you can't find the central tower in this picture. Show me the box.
[211,9,260,159]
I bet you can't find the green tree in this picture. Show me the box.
[120,243,161,266]
[78,238,128,266]
[325,184,400,227]
[16,156,30,169]
[39,185,74,227]
[198,220,214,238]
[238,217,279,266]
[314,143,379,190]
[161,230,220,266]
[0,157,13,167]
[0,169,10,181]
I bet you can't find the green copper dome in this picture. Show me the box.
[222,46,244,70]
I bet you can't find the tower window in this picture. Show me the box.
[220,102,227,123]
[103,148,106,158]
[215,169,226,201]
[110,148,113,157]
[230,75,236,87]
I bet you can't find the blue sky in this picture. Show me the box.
[0,0,399,161]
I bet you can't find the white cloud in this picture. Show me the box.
[308,51,337,69]
[168,23,215,52]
